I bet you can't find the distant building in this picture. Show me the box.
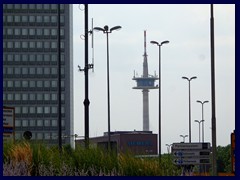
[3,4,74,147]
[76,131,158,155]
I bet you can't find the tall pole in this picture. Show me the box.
[195,120,203,142]
[210,4,217,176]
[106,31,111,151]
[150,40,169,165]
[182,76,197,143]
[57,4,62,153]
[84,4,89,149]
[197,100,209,142]
[158,45,161,163]
[93,25,122,151]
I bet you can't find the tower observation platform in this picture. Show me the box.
[132,31,158,131]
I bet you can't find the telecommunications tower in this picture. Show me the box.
[133,31,158,131]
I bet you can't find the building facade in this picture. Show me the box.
[76,131,158,155]
[3,4,74,146]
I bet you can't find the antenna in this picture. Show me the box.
[91,18,94,72]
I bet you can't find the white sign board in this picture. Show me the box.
[3,107,15,141]
[172,143,210,150]
[174,158,210,165]
[172,150,210,157]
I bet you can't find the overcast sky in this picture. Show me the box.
[72,4,235,153]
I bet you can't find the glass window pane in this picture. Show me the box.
[29,67,35,75]
[29,16,35,22]
[37,81,43,88]
[22,94,28,101]
[44,81,50,88]
[22,120,28,127]
[22,107,28,114]
[44,120,50,126]
[29,81,35,88]
[37,107,43,114]
[37,94,43,101]
[52,119,57,127]
[29,94,35,101]
[51,94,57,101]
[29,107,35,114]
[29,29,35,36]
[44,106,50,114]
[15,94,21,101]
[22,16,28,22]
[51,107,57,114]
[22,81,28,88]
[15,81,21,88]
[22,67,28,74]
[30,120,35,127]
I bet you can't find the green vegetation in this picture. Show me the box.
[3,140,181,176]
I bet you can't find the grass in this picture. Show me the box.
[3,140,181,176]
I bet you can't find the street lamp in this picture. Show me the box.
[180,135,188,143]
[94,25,122,151]
[165,144,172,154]
[150,40,169,163]
[196,100,209,142]
[195,120,204,142]
[182,76,197,143]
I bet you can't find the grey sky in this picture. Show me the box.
[73,4,235,153]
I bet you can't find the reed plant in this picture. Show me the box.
[3,141,181,176]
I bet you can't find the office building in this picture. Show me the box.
[3,4,74,146]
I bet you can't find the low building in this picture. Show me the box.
[76,131,157,155]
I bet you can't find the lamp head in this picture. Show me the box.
[110,26,122,32]
[161,40,170,45]
[150,41,159,45]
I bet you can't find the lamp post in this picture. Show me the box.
[150,40,169,163]
[194,120,204,142]
[165,144,172,154]
[182,76,197,143]
[94,25,122,151]
[196,100,209,142]
[180,135,188,143]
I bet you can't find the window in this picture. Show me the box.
[44,29,50,36]
[44,16,50,23]
[43,4,50,10]
[61,94,65,101]
[29,16,35,23]
[51,29,57,36]
[44,54,50,62]
[29,81,35,88]
[44,120,50,126]
[36,54,43,62]
[29,41,35,48]
[15,81,21,88]
[37,119,43,126]
[61,67,65,75]
[15,42,20,48]
[7,81,13,88]
[14,67,21,75]
[51,54,57,62]
[7,67,13,74]
[51,81,57,88]
[14,28,21,35]
[44,42,50,49]
[60,42,64,49]
[44,106,50,114]
[36,16,42,23]
[52,132,58,139]
[22,94,28,101]
[29,67,35,75]
[22,107,28,114]
[51,94,57,101]
[51,107,57,114]
[45,133,50,140]
[15,94,21,101]
[60,15,64,23]
[29,107,35,114]
[21,4,28,9]
[60,29,64,36]
[15,120,21,127]
[22,16,28,23]
[51,16,57,23]
[37,133,43,140]
[44,94,50,101]
[7,15,13,22]
[7,42,13,48]
[51,42,57,49]
[7,28,13,36]
[52,119,57,127]
[36,42,43,49]
[51,67,57,75]
[22,29,28,36]
[15,54,21,62]
[14,16,20,22]
[43,67,50,75]
[37,94,43,101]
[37,81,43,88]
[29,4,35,9]
[37,107,43,114]
[15,107,21,114]
[29,54,35,62]
[22,120,28,127]
[22,80,28,88]
[7,54,13,61]
[22,67,28,75]
[51,4,57,10]
[29,29,35,36]
[22,42,28,49]
[44,81,50,88]
[29,94,35,101]
[36,29,43,36]
[29,120,35,127]
[37,67,43,75]
[7,94,13,101]
[36,4,42,10]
